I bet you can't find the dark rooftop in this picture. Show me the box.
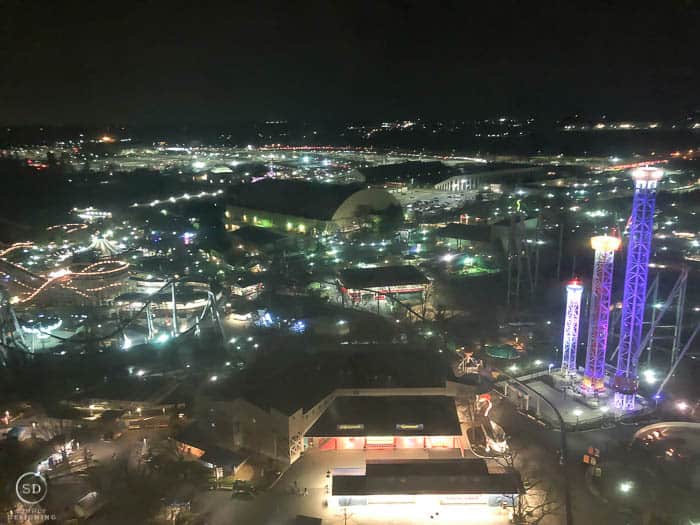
[338,265,429,289]
[175,423,247,467]
[200,445,247,468]
[208,344,450,415]
[357,161,455,185]
[332,459,521,496]
[229,180,362,221]
[437,223,492,242]
[305,395,461,437]
[230,225,287,244]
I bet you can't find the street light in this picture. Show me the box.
[676,401,689,412]
[642,369,657,385]
[573,409,582,428]
[618,481,633,494]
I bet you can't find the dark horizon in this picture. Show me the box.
[1,1,698,126]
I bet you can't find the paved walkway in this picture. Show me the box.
[527,381,604,425]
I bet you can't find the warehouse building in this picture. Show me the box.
[337,265,430,304]
[304,395,463,452]
[331,459,520,509]
[224,180,402,235]
[434,166,549,193]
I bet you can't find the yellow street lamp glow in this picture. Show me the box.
[590,235,621,252]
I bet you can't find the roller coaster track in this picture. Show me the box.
[0,246,130,305]
[0,242,34,258]
[4,277,223,351]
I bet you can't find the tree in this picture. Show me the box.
[494,448,561,525]
[0,438,55,514]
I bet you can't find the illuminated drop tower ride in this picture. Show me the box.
[614,167,663,410]
[582,235,620,391]
[560,279,583,377]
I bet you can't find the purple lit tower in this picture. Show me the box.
[560,279,583,377]
[582,235,620,391]
[614,167,663,410]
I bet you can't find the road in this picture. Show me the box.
[490,395,643,525]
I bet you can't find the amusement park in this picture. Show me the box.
[1,134,699,525]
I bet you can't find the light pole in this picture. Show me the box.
[618,480,634,494]
[573,409,582,429]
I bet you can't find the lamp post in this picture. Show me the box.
[573,409,582,429]
[618,480,634,494]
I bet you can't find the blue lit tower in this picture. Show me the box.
[561,279,583,377]
[614,167,663,410]
[582,235,620,391]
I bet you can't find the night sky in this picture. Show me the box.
[1,0,698,125]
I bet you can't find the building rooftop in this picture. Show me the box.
[305,395,461,437]
[228,181,362,221]
[437,223,491,242]
[200,445,247,469]
[338,265,429,290]
[357,161,455,185]
[208,344,450,415]
[175,423,247,467]
[332,459,521,496]
[230,225,287,244]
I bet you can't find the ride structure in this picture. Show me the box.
[560,279,583,377]
[582,235,620,391]
[614,167,663,410]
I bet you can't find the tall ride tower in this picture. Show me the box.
[561,279,583,377]
[614,167,663,409]
[582,235,620,391]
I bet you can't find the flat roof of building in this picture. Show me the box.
[305,395,460,437]
[357,161,454,185]
[229,181,362,221]
[332,459,521,496]
[230,225,287,244]
[207,344,450,415]
[338,265,429,290]
[175,423,247,467]
[436,223,492,242]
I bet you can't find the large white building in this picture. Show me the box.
[434,166,546,193]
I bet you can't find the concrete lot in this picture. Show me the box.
[526,380,604,424]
